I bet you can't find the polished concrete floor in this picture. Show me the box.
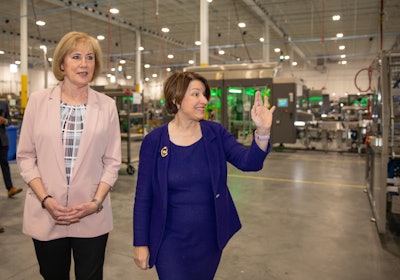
[1,142,400,280]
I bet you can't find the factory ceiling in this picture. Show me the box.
[0,0,399,83]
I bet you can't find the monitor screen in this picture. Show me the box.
[277,98,288,107]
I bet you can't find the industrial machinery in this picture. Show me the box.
[365,50,400,233]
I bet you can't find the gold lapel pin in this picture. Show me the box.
[161,146,168,157]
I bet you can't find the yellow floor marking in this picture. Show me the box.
[228,173,365,189]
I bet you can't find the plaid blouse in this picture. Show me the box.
[60,101,86,185]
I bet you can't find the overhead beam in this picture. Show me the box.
[241,0,307,60]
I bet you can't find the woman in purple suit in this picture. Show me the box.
[133,71,275,279]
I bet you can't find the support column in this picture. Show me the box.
[20,0,28,111]
[200,0,209,66]
[263,20,270,62]
[135,30,142,93]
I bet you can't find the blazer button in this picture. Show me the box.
[215,194,220,199]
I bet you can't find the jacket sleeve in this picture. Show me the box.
[99,100,122,187]
[220,124,271,171]
[17,93,42,184]
[133,134,156,246]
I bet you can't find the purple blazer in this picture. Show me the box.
[133,120,271,267]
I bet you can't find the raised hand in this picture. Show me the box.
[251,91,276,135]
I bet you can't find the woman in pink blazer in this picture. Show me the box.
[17,31,121,279]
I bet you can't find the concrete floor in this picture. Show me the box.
[1,141,400,280]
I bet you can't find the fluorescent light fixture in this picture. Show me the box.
[238,22,246,28]
[274,48,281,53]
[97,35,105,40]
[332,15,341,21]
[294,121,305,127]
[10,63,18,73]
[195,41,201,46]
[36,20,46,26]
[339,45,345,50]
[109,8,119,14]
[144,64,150,68]
[161,27,169,33]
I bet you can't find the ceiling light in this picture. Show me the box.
[127,75,132,79]
[144,64,150,68]
[111,67,115,72]
[166,68,171,72]
[188,60,194,64]
[341,60,347,65]
[284,55,290,60]
[195,41,201,46]
[332,15,341,21]
[36,20,45,26]
[145,77,150,82]
[207,0,213,3]
[39,45,47,52]
[109,8,119,14]
[97,35,105,40]
[340,54,346,58]
[152,73,158,78]
[138,46,144,51]
[292,62,298,66]
[10,63,18,73]
[339,45,345,50]
[238,22,246,28]
[119,59,126,64]
[274,48,281,53]
[0,50,4,54]
[15,60,21,65]
[259,37,264,42]
[161,27,169,33]
[218,50,225,55]
[336,33,343,38]
[167,54,174,59]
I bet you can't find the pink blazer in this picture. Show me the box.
[17,83,121,241]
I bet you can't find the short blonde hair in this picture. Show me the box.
[52,31,103,82]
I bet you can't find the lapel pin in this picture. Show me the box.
[161,146,168,157]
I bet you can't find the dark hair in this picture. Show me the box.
[52,31,103,82]
[163,72,211,114]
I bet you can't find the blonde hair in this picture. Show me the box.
[52,31,103,82]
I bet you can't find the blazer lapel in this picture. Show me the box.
[47,85,68,179]
[201,121,219,195]
[69,88,99,183]
[157,125,170,209]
